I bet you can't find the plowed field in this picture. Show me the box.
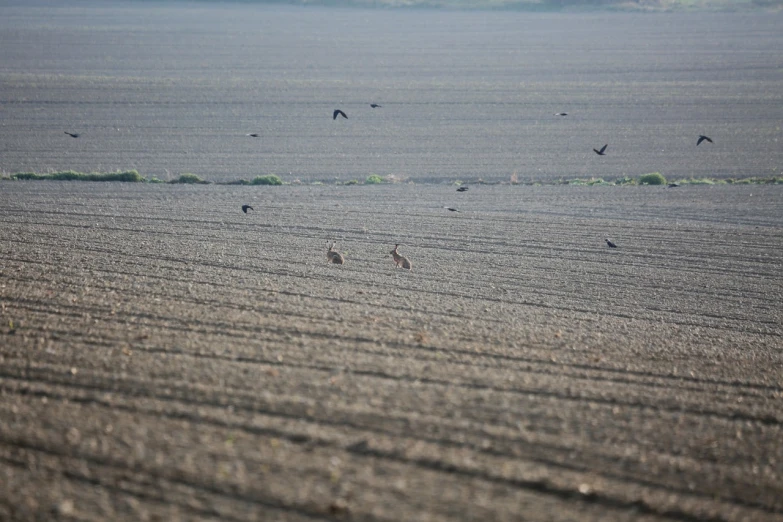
[1,182,781,521]
[1,5,782,183]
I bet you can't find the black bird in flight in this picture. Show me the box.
[64,132,80,138]
[554,112,568,116]
[697,135,713,146]
[605,238,617,248]
[444,207,459,212]
[370,104,382,108]
[333,109,348,120]
[456,186,469,192]
[242,205,254,214]
[247,133,260,138]
[593,144,608,156]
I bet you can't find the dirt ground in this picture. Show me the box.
[0,182,781,521]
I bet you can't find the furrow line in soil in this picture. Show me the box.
[0,390,778,521]
[2,360,781,435]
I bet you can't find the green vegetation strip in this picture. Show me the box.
[553,175,783,186]
[2,170,781,186]
[9,170,145,182]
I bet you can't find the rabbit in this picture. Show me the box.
[390,244,412,270]
[327,242,345,264]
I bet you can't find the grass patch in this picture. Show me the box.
[366,174,385,184]
[251,175,283,186]
[560,177,612,186]
[170,173,209,184]
[726,176,783,185]
[678,177,714,185]
[10,170,144,182]
[638,172,667,185]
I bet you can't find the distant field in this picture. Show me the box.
[1,183,781,521]
[275,0,769,11]
[79,0,776,11]
[1,4,782,183]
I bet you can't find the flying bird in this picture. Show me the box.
[247,133,260,138]
[370,104,382,108]
[554,112,568,116]
[593,144,608,156]
[242,205,253,214]
[64,132,80,138]
[456,186,469,192]
[697,135,713,146]
[444,207,459,212]
[605,238,617,248]
[333,109,348,120]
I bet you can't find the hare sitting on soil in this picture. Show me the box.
[390,244,412,270]
[327,242,345,264]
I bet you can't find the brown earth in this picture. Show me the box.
[0,182,781,521]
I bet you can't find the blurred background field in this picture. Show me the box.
[1,2,782,184]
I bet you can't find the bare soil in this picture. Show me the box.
[1,182,781,521]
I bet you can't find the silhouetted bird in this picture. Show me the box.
[593,144,608,156]
[444,207,459,212]
[242,205,253,214]
[554,112,568,116]
[370,104,382,108]
[697,135,713,146]
[247,133,260,138]
[456,186,469,192]
[64,132,79,138]
[333,110,348,120]
[605,238,617,248]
